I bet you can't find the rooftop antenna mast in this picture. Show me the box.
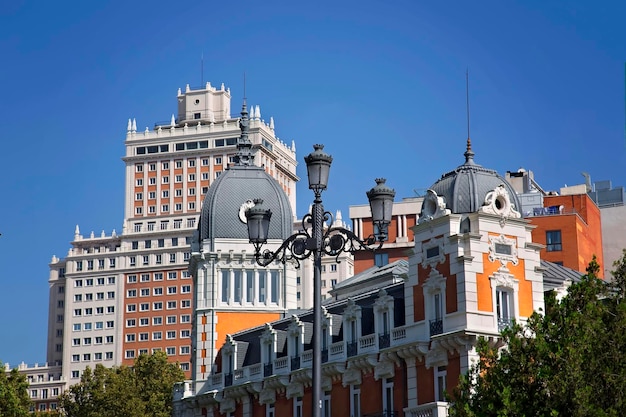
[466,68,471,141]
[201,52,204,86]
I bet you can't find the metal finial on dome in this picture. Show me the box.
[464,137,475,164]
[234,86,255,166]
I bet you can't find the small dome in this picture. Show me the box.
[199,99,293,243]
[429,139,521,214]
[199,165,293,242]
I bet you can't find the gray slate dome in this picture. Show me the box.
[199,165,293,242]
[199,100,293,243]
[430,139,521,214]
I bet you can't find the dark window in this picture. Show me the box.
[186,141,198,150]
[495,243,512,255]
[147,146,158,154]
[546,230,562,252]
[136,147,146,155]
[193,113,201,119]
[426,246,439,258]
[175,143,185,151]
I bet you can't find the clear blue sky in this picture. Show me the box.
[0,0,624,366]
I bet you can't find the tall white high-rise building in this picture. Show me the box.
[35,82,298,412]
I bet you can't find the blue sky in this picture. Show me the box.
[0,0,624,366]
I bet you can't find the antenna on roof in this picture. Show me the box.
[243,71,246,103]
[466,68,471,141]
[464,69,475,164]
[201,52,204,86]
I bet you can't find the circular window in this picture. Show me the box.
[494,196,507,212]
[195,99,200,105]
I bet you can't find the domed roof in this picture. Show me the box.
[429,139,521,214]
[199,101,293,243]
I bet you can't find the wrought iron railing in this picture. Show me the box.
[224,373,233,387]
[263,363,273,377]
[430,319,443,336]
[322,349,329,363]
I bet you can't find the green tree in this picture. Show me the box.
[58,351,185,417]
[0,363,31,417]
[450,255,626,417]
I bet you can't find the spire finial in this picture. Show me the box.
[234,75,255,166]
[464,69,475,164]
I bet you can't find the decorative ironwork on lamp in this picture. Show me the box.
[244,143,395,417]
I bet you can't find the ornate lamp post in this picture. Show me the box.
[246,144,395,417]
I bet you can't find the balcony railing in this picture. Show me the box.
[322,349,329,363]
[498,316,512,332]
[430,319,443,336]
[263,363,273,377]
[404,401,449,417]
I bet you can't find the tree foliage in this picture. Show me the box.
[58,351,185,417]
[450,255,626,417]
[0,362,31,417]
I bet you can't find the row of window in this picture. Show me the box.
[30,387,60,399]
[72,321,113,331]
[75,259,117,271]
[125,300,191,320]
[136,203,199,215]
[220,269,280,304]
[127,285,191,297]
[133,219,195,232]
[128,253,190,266]
[125,330,191,343]
[132,238,182,249]
[123,314,190,325]
[136,157,215,172]
[125,328,191,338]
[73,292,115,301]
[72,335,114,346]
[127,271,188,282]
[73,306,115,316]
[74,277,115,287]
[135,173,208,188]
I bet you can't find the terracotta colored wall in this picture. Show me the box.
[274,393,291,417]
[478,240,532,317]
[353,213,416,274]
[417,362,435,404]
[447,354,461,401]
[354,247,411,274]
[331,382,350,417]
[414,253,457,321]
[360,373,382,415]
[214,311,281,350]
[531,194,603,277]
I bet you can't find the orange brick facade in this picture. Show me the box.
[529,194,603,277]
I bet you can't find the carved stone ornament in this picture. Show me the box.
[219,397,236,415]
[488,234,519,267]
[238,199,255,223]
[258,388,276,405]
[423,269,446,295]
[479,184,521,221]
[343,299,362,321]
[286,381,304,399]
[492,270,517,290]
[341,366,362,387]
[374,359,395,381]
[418,189,451,224]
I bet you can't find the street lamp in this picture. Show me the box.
[245,144,395,417]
